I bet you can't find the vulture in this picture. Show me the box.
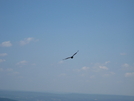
[63,50,79,60]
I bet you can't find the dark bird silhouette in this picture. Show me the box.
[63,50,79,60]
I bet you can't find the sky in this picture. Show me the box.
[0,0,134,96]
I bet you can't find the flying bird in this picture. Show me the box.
[63,50,79,60]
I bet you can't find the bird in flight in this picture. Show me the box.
[63,50,79,60]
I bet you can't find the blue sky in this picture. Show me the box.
[0,0,134,96]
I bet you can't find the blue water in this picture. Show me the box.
[0,90,134,101]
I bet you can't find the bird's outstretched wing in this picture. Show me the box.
[63,57,71,60]
[72,50,79,56]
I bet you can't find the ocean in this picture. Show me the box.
[0,90,134,101]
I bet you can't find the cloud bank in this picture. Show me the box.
[0,53,7,56]
[0,59,6,63]
[125,72,134,77]
[20,37,38,45]
[16,60,27,65]
[0,41,12,47]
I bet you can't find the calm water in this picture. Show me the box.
[0,90,134,101]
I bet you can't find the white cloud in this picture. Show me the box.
[75,61,109,73]
[104,61,110,65]
[6,68,20,76]
[0,68,20,76]
[58,60,64,64]
[0,59,6,63]
[0,53,7,56]
[74,66,89,72]
[0,41,12,47]
[73,62,115,79]
[122,63,129,68]
[103,72,115,77]
[122,63,134,71]
[20,37,38,45]
[92,62,109,71]
[125,72,134,77]
[82,66,89,70]
[99,66,108,70]
[120,53,127,56]
[16,60,27,65]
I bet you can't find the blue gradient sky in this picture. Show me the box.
[0,0,134,96]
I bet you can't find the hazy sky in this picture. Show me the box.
[0,0,134,96]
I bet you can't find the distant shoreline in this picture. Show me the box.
[0,90,134,101]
